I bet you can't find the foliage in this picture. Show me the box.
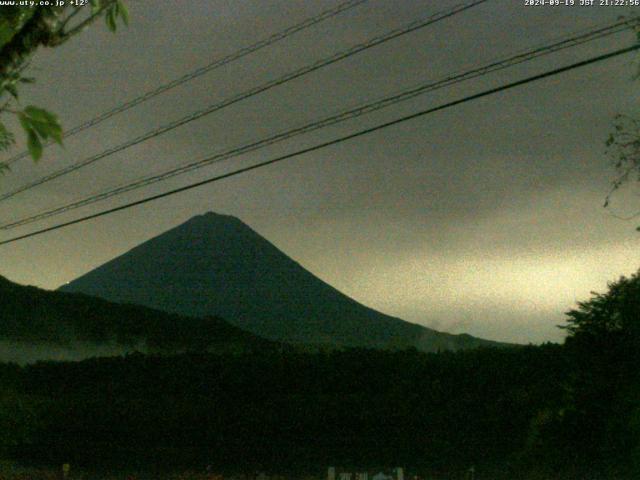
[0,272,638,478]
[0,275,274,354]
[0,389,50,453]
[0,345,568,478]
[17,106,62,161]
[604,115,640,228]
[603,17,640,228]
[0,1,128,165]
[563,269,640,342]
[519,270,640,478]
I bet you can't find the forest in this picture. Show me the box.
[0,271,638,480]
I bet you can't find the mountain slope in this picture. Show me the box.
[0,274,274,361]
[60,212,503,351]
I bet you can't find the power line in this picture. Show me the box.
[0,0,487,202]
[0,0,369,168]
[1,43,637,247]
[0,16,634,231]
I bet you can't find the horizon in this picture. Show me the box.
[1,0,639,344]
[2,209,636,346]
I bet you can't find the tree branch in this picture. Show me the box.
[54,6,84,35]
[54,0,117,44]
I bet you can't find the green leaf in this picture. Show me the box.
[5,83,18,99]
[22,106,63,144]
[116,0,129,26]
[106,7,117,32]
[0,121,15,151]
[17,112,31,132]
[26,128,42,161]
[48,124,63,145]
[23,106,57,124]
[29,119,52,140]
[17,107,64,159]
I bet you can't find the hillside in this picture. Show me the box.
[60,212,504,352]
[0,274,275,362]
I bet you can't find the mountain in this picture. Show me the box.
[0,274,275,363]
[60,212,503,351]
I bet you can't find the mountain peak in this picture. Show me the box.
[182,211,242,227]
[199,211,237,221]
[60,215,503,351]
[177,212,253,235]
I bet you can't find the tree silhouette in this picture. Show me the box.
[0,1,128,164]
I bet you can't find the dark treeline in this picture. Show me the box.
[0,271,638,479]
[0,346,564,476]
[0,275,274,353]
[0,342,633,479]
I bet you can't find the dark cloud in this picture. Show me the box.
[1,0,639,343]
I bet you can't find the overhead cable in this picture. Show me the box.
[1,42,637,246]
[0,0,369,168]
[0,0,488,201]
[1,16,634,231]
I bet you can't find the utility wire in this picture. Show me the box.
[0,16,634,231]
[0,0,487,202]
[0,0,369,168]
[1,43,637,247]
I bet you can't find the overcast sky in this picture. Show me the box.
[1,0,639,344]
